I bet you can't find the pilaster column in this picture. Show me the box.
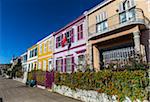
[87,43,93,70]
[93,45,100,72]
[133,31,141,54]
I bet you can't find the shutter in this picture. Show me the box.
[61,34,63,47]
[80,24,83,39]
[96,15,98,23]
[56,37,58,48]
[64,58,67,72]
[77,26,80,40]
[56,60,58,71]
[61,59,63,72]
[71,29,74,42]
[99,13,102,22]
[104,11,107,20]
[72,56,74,73]
[119,2,123,12]
[130,0,135,7]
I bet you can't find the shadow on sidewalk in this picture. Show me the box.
[0,98,3,102]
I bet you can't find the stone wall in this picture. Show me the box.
[52,84,148,102]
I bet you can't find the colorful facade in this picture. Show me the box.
[21,52,28,83]
[54,15,87,73]
[86,0,150,71]
[27,44,38,72]
[37,33,54,71]
[19,0,149,74]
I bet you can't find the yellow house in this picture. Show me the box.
[86,0,150,71]
[27,44,38,72]
[37,33,54,71]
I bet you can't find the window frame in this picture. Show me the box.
[77,24,83,40]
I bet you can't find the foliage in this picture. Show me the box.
[27,70,46,86]
[55,70,149,101]
[16,70,23,78]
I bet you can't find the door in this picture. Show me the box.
[45,59,54,88]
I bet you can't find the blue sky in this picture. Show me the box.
[0,0,103,64]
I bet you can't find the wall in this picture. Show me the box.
[53,84,148,102]
[37,35,54,71]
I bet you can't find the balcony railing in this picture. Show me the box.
[88,8,150,39]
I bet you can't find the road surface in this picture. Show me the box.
[0,76,80,102]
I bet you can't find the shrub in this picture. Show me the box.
[55,70,149,101]
[27,70,46,86]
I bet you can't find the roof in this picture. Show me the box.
[37,32,54,44]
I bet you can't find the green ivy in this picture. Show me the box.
[55,70,149,101]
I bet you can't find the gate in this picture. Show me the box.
[45,71,54,88]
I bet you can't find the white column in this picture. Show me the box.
[133,31,141,54]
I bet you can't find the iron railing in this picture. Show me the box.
[88,8,149,39]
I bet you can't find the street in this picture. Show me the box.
[0,76,80,102]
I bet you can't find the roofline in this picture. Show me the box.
[54,15,85,36]
[86,0,113,15]
[37,32,54,44]
[28,44,37,50]
[20,52,27,57]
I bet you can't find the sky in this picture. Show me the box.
[0,0,103,64]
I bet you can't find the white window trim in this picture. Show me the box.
[48,58,53,71]
[38,62,41,70]
[40,44,42,54]
[65,56,73,73]
[44,42,47,53]
[43,60,47,71]
[56,58,63,72]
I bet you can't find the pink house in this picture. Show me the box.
[54,15,87,73]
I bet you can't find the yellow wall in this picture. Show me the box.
[37,36,53,71]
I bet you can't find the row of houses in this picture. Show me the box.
[20,0,150,83]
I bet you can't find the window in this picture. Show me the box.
[38,62,41,69]
[78,55,85,69]
[28,64,30,71]
[65,29,74,44]
[78,55,85,65]
[49,40,53,51]
[35,48,37,56]
[56,35,62,48]
[119,0,135,12]
[56,59,63,72]
[119,12,127,23]
[96,20,108,32]
[44,42,47,53]
[65,56,74,72]
[30,51,32,58]
[29,48,37,58]
[43,60,46,71]
[66,57,72,72]
[119,8,135,24]
[48,60,52,71]
[77,24,83,40]
[40,44,42,54]
[96,11,108,33]
[119,0,135,23]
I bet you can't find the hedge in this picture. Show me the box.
[55,70,149,101]
[28,70,46,86]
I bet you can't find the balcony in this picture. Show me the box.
[88,8,150,40]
